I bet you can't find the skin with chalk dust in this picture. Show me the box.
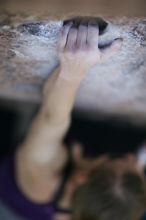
[0,13,146,124]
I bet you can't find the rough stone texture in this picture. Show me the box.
[1,4,146,123]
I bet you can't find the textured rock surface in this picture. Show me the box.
[0,8,146,123]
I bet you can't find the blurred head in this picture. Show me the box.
[72,157,146,220]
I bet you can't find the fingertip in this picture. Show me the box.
[112,38,123,49]
[88,19,98,27]
[87,23,99,45]
[58,22,73,50]
[88,22,99,32]
[63,22,73,30]
[115,37,123,43]
[101,38,123,61]
[60,22,73,39]
[66,27,78,49]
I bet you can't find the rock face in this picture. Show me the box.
[0,9,146,123]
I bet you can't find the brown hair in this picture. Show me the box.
[72,164,146,220]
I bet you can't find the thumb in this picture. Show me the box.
[101,38,123,61]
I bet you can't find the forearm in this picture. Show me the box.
[19,67,83,166]
[42,67,84,121]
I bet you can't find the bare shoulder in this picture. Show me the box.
[14,144,68,203]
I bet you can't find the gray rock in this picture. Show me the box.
[0,12,146,123]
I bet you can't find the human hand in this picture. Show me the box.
[58,21,122,81]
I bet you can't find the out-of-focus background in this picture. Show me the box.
[1,100,146,161]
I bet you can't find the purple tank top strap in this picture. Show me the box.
[0,156,56,220]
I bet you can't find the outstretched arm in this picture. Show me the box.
[16,22,121,202]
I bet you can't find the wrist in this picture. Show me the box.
[59,66,86,84]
